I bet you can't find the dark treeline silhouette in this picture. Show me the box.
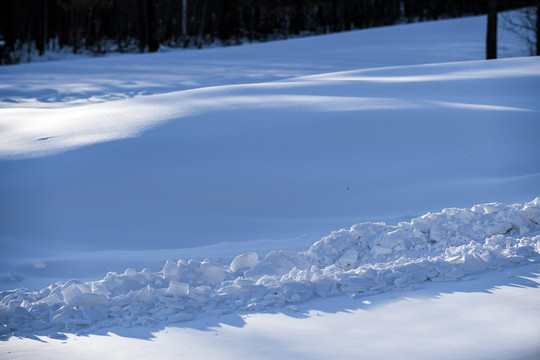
[0,0,534,64]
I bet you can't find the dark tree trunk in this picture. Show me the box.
[146,0,159,52]
[71,8,78,54]
[198,0,207,48]
[138,0,148,52]
[536,0,540,56]
[486,0,497,60]
[42,0,48,55]
[331,0,337,32]
[182,0,187,46]
[218,0,230,41]
[2,0,536,65]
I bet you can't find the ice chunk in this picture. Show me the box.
[60,283,107,307]
[134,285,154,304]
[372,246,393,256]
[482,202,504,214]
[51,308,86,326]
[461,253,488,273]
[188,286,212,304]
[230,252,259,273]
[124,268,138,277]
[78,293,108,306]
[486,222,513,237]
[200,261,226,284]
[524,198,540,224]
[36,294,61,305]
[167,281,189,296]
[311,274,336,297]
[79,305,108,322]
[162,260,180,279]
[61,283,90,306]
[337,249,358,268]
[245,250,311,278]
[282,282,313,302]
[168,312,193,323]
[338,277,374,293]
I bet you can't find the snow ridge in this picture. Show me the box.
[1,198,539,335]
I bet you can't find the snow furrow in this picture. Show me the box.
[1,198,539,335]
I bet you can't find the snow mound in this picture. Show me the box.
[1,198,539,335]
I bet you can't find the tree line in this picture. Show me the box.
[0,0,534,64]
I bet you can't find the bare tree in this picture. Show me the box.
[182,0,187,43]
[3,0,533,65]
[501,3,539,56]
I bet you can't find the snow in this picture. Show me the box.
[1,198,539,334]
[230,252,259,273]
[1,10,540,359]
[2,55,539,292]
[2,262,540,360]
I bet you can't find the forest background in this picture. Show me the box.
[0,0,536,64]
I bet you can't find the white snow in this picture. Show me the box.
[1,56,539,292]
[1,198,539,334]
[0,10,539,359]
[230,252,259,273]
[1,262,539,360]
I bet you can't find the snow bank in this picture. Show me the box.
[1,198,539,335]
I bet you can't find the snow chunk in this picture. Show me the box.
[337,249,358,268]
[162,260,180,280]
[372,246,393,256]
[230,252,259,273]
[245,251,311,278]
[200,260,226,284]
[1,198,539,334]
[61,283,90,306]
[167,281,189,296]
[168,312,193,323]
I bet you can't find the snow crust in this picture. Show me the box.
[2,198,539,334]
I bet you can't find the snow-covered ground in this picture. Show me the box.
[3,262,540,360]
[1,12,540,359]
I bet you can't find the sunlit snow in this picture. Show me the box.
[0,11,539,360]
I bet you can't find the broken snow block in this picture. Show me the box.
[167,281,189,296]
[230,252,259,273]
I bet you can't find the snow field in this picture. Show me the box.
[1,12,539,293]
[1,198,539,335]
[0,11,540,358]
[2,56,540,161]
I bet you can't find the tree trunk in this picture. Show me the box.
[198,0,207,48]
[43,0,48,54]
[138,0,148,52]
[182,0,187,39]
[486,0,497,60]
[71,8,78,54]
[146,0,159,52]
[536,0,540,56]
[331,0,337,32]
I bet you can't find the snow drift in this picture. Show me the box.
[1,198,539,335]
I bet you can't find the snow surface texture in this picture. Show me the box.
[0,13,528,109]
[1,12,539,294]
[1,198,539,334]
[0,13,540,357]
